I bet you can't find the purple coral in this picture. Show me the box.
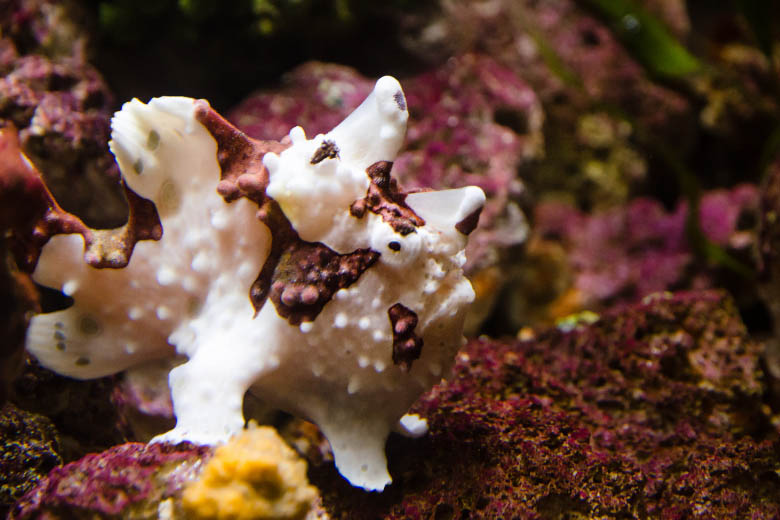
[404,0,691,133]
[533,185,759,309]
[304,290,778,518]
[10,442,209,519]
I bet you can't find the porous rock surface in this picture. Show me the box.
[0,403,60,517]
[506,185,760,326]
[8,291,777,518]
[0,0,125,227]
[9,441,209,520]
[298,290,779,519]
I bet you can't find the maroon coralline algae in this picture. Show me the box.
[229,62,373,143]
[301,290,778,518]
[501,185,759,326]
[9,291,777,518]
[0,0,124,227]
[397,0,702,212]
[402,0,691,130]
[10,442,210,519]
[0,0,90,61]
[401,0,779,203]
[0,403,60,517]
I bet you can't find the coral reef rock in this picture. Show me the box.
[24,77,484,491]
[305,290,779,518]
[9,441,209,519]
[0,403,60,517]
[507,185,759,326]
[0,0,124,227]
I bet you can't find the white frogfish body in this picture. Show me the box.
[25,76,485,491]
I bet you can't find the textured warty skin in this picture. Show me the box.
[25,77,485,491]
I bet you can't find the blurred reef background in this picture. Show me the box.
[3,0,780,518]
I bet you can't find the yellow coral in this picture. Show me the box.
[182,425,317,520]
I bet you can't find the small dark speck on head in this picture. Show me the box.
[133,158,144,174]
[56,342,66,351]
[388,241,401,251]
[75,357,90,366]
[310,140,340,164]
[393,91,406,111]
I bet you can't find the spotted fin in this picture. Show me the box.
[109,96,217,213]
[25,307,154,379]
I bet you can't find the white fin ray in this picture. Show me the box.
[26,307,167,379]
[405,186,486,233]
